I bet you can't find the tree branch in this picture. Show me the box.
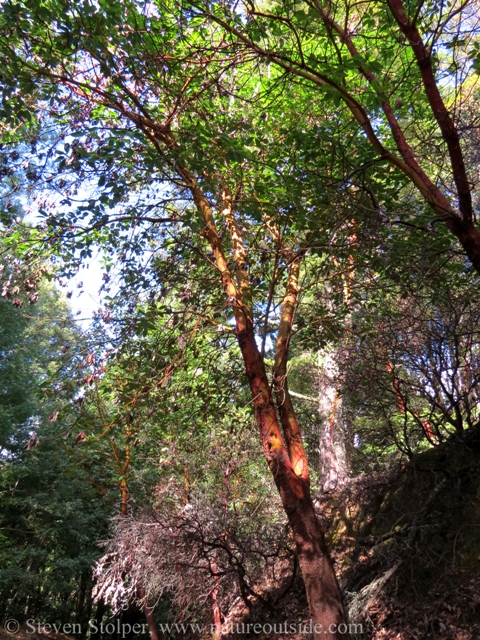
[386,0,473,223]
[273,251,310,481]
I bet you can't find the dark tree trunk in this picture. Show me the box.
[90,600,106,640]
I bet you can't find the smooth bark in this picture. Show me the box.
[238,326,348,638]
[181,172,349,637]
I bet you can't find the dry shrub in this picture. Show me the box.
[93,480,296,625]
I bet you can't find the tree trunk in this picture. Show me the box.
[289,493,348,639]
[90,600,106,640]
[181,172,349,638]
[111,435,160,640]
[237,328,349,639]
[210,562,222,638]
[318,350,349,494]
[136,583,159,640]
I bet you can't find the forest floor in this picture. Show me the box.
[326,435,480,640]
[223,426,480,640]
[3,430,479,640]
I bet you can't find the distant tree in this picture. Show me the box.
[0,257,77,453]
[0,438,110,630]
[0,241,111,629]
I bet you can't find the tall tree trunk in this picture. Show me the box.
[178,173,349,637]
[238,328,348,639]
[318,350,349,494]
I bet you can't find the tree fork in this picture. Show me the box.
[237,325,349,639]
[273,252,310,482]
[182,171,348,637]
[4,38,350,630]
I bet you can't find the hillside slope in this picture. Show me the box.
[324,425,480,639]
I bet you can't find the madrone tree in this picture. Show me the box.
[201,0,480,273]
[0,1,373,635]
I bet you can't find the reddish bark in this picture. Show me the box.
[238,326,348,638]
[136,583,160,640]
[386,361,437,444]
[12,35,351,636]
[213,5,480,275]
[179,170,349,637]
[386,0,473,224]
[210,561,222,637]
[110,434,130,516]
[112,432,160,640]
[312,0,480,274]
[273,253,310,481]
